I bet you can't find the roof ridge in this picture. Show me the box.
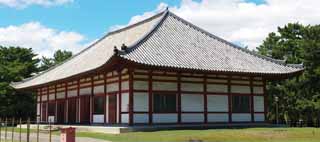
[11,9,168,87]
[167,11,303,69]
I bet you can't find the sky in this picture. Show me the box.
[0,0,319,58]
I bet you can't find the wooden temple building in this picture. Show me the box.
[12,9,303,126]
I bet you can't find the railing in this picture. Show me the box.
[0,118,55,142]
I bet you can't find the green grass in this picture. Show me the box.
[75,127,320,142]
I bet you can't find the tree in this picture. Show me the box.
[39,50,72,71]
[0,46,39,118]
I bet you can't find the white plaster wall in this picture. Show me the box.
[207,95,228,112]
[133,93,148,112]
[57,92,66,99]
[48,116,55,123]
[107,83,118,92]
[133,114,149,123]
[153,82,177,91]
[68,90,78,97]
[181,77,203,82]
[232,113,251,122]
[41,95,47,101]
[181,113,204,123]
[254,96,264,112]
[80,87,91,95]
[254,113,265,122]
[231,85,250,94]
[48,94,55,100]
[93,115,104,123]
[94,85,104,94]
[133,81,148,90]
[153,114,178,123]
[121,93,129,112]
[231,80,250,84]
[181,94,204,112]
[122,81,129,90]
[121,114,129,123]
[253,87,264,94]
[207,84,228,93]
[37,103,40,115]
[208,114,229,122]
[181,83,203,92]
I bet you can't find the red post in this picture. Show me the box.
[177,72,181,124]
[128,68,134,125]
[60,127,75,142]
[204,74,208,124]
[148,70,153,124]
[228,76,232,123]
[250,77,254,122]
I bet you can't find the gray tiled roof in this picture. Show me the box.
[12,10,303,89]
[121,11,303,75]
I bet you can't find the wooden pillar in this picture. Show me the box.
[77,79,80,123]
[263,79,267,122]
[204,74,208,124]
[104,73,107,125]
[46,87,49,123]
[54,85,57,124]
[148,70,153,124]
[250,77,254,122]
[177,72,181,124]
[90,77,94,124]
[228,76,232,123]
[128,68,134,125]
[118,71,122,124]
[65,83,68,124]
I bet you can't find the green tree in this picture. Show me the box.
[39,50,72,71]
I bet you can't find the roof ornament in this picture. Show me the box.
[121,43,128,52]
[113,46,119,55]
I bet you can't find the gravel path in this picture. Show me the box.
[0,132,110,142]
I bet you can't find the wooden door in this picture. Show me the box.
[41,103,47,122]
[108,94,117,124]
[56,100,65,124]
[68,98,77,124]
[80,95,90,124]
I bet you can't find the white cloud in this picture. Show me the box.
[116,0,320,50]
[0,22,86,57]
[0,0,73,8]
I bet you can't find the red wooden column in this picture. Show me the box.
[46,86,49,123]
[65,83,68,123]
[227,76,232,123]
[177,72,181,124]
[263,79,267,122]
[250,77,254,122]
[104,73,107,125]
[36,90,39,122]
[204,74,208,124]
[54,85,57,124]
[39,89,42,122]
[128,68,134,125]
[77,79,80,123]
[118,70,122,124]
[90,76,94,124]
[148,70,153,124]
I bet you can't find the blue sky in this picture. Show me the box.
[0,0,317,57]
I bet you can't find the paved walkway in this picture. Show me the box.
[0,132,110,142]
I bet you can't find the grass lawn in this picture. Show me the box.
[75,127,320,142]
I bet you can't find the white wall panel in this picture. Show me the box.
[48,116,55,123]
[181,83,203,92]
[37,103,40,115]
[254,113,265,122]
[133,114,149,123]
[68,90,77,97]
[80,87,91,95]
[181,94,204,112]
[57,92,66,99]
[208,114,229,122]
[153,82,177,91]
[93,115,104,123]
[41,95,47,101]
[207,95,228,112]
[231,85,250,94]
[153,114,178,123]
[107,83,118,92]
[133,81,148,90]
[133,93,148,111]
[207,84,228,93]
[122,81,129,90]
[254,96,264,112]
[48,94,55,100]
[94,85,104,94]
[181,113,204,123]
[253,87,264,94]
[121,93,129,112]
[232,113,251,122]
[121,114,129,123]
